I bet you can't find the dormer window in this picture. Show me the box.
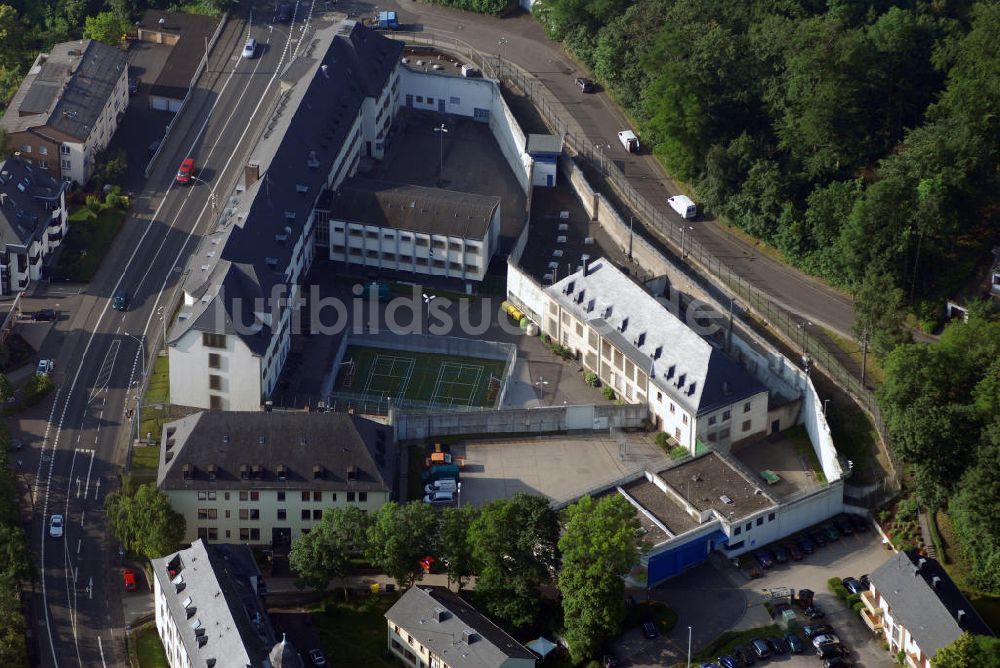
[239,463,249,481]
[313,464,323,480]
[276,464,287,481]
[207,464,217,481]
[182,464,192,480]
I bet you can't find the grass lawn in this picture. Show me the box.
[131,623,168,668]
[935,510,1000,632]
[809,372,882,484]
[823,327,885,387]
[49,205,127,282]
[785,425,827,483]
[312,595,399,667]
[139,354,169,445]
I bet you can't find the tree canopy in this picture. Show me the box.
[365,501,440,591]
[933,632,1000,668]
[289,506,370,593]
[105,481,185,560]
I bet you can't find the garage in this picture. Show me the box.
[645,529,728,586]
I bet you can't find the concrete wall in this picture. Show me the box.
[391,402,647,441]
[169,329,262,411]
[488,83,531,193]
[399,67,494,117]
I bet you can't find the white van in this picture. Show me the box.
[618,130,640,153]
[461,64,482,78]
[424,478,458,494]
[667,195,698,219]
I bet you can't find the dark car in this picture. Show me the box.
[33,308,57,321]
[807,528,827,547]
[796,536,816,554]
[842,577,865,594]
[750,638,771,660]
[719,655,739,668]
[275,1,292,22]
[833,516,854,535]
[803,624,834,639]
[824,657,852,668]
[700,664,720,668]
[147,140,161,157]
[849,514,869,532]
[575,76,595,92]
[602,655,618,668]
[766,636,787,655]
[805,605,826,619]
[308,648,326,666]
[822,522,841,541]
[641,620,659,639]
[784,632,804,654]
[752,550,774,569]
[783,540,804,561]
[112,290,129,311]
[733,646,755,666]
[817,643,846,659]
[128,77,140,94]
[859,574,871,588]
[771,546,789,564]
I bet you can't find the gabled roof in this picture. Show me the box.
[150,540,274,666]
[329,177,500,239]
[869,551,994,657]
[1,40,126,141]
[158,411,395,492]
[547,259,766,415]
[386,586,536,668]
[0,157,66,249]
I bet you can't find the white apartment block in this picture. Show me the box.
[158,411,395,547]
[167,20,403,411]
[508,259,770,452]
[1,39,128,184]
[325,177,500,283]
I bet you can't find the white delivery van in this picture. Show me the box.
[461,64,482,78]
[618,130,640,153]
[667,195,698,219]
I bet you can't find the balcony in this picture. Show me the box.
[860,590,883,631]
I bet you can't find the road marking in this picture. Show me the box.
[97,636,107,668]
[82,449,96,501]
[87,340,121,404]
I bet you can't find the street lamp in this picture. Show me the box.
[189,175,217,213]
[679,225,694,257]
[534,377,548,404]
[433,123,448,179]
[422,293,436,330]
[687,626,692,668]
[497,36,508,77]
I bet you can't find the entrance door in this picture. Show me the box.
[405,94,413,107]
[438,98,446,113]
[272,527,291,548]
[546,174,554,187]
[771,419,780,434]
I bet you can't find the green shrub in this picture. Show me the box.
[584,371,599,387]
[846,593,861,607]
[655,432,669,447]
[669,446,689,460]
[602,386,616,400]
[21,373,54,408]
[85,195,102,214]
[851,600,866,612]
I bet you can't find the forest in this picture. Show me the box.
[531,0,1000,333]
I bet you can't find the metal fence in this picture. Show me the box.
[389,29,901,502]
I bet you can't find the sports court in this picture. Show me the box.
[334,345,508,408]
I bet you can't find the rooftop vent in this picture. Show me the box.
[463,629,478,644]
[276,463,287,481]
[182,596,193,608]
[313,464,323,479]
[720,495,734,505]
[932,576,941,588]
[239,463,249,480]
[295,184,308,194]
[433,607,448,622]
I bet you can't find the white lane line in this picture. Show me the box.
[82,449,95,500]
[97,636,107,668]
[61,447,83,665]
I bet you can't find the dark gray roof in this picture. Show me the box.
[158,411,395,492]
[0,157,67,249]
[548,259,767,415]
[386,586,536,668]
[1,40,126,141]
[869,551,994,657]
[330,177,500,239]
[138,10,221,100]
[525,134,562,155]
[150,540,274,667]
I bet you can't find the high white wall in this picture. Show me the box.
[169,330,262,411]
[488,84,531,192]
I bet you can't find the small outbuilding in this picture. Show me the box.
[526,133,562,188]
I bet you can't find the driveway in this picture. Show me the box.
[616,529,896,667]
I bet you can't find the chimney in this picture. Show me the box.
[581,254,590,276]
[244,161,260,188]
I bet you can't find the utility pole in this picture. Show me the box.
[433,123,448,180]
[628,216,633,261]
[860,330,869,389]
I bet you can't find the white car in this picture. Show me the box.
[812,634,840,649]
[423,491,454,506]
[36,359,54,376]
[242,37,256,59]
[49,514,64,538]
[424,479,458,494]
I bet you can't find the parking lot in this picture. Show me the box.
[615,522,896,668]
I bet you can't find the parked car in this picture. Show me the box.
[602,654,618,668]
[849,514,869,532]
[859,574,870,588]
[422,491,454,506]
[718,655,739,668]
[49,514,64,538]
[752,550,774,569]
[33,308,57,321]
[824,657,852,668]
[833,516,854,535]
[36,359,54,376]
[733,646,755,666]
[308,649,326,666]
[841,577,865,594]
[575,77,595,92]
[783,541,803,560]
[424,479,458,494]
[805,605,826,619]
[700,664,721,668]
[147,140,161,157]
[771,546,789,564]
[812,634,841,649]
[766,636,787,655]
[817,643,847,659]
[807,528,827,547]
[784,632,804,654]
[112,290,130,312]
[803,624,833,639]
[176,157,196,184]
[123,569,137,592]
[822,522,841,541]
[275,1,293,22]
[242,37,257,58]
[128,77,140,94]
[641,620,659,639]
[796,536,816,554]
[750,638,770,660]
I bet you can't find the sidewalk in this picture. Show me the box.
[265,572,456,594]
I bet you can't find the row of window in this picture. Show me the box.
[333,245,479,272]
[732,511,777,536]
[198,508,328,521]
[336,227,479,251]
[195,490,369,502]
[19,145,72,156]
[197,527,259,541]
[707,401,754,426]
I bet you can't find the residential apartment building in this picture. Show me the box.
[385,585,536,668]
[0,157,69,294]
[323,177,501,282]
[508,259,769,451]
[1,39,128,184]
[152,539,281,668]
[862,551,994,668]
[158,411,395,547]
[167,20,402,411]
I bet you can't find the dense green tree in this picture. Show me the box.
[851,270,911,359]
[289,506,370,593]
[0,374,12,402]
[933,631,1000,668]
[83,11,129,46]
[365,501,439,591]
[558,495,644,662]
[948,423,1000,593]
[468,493,559,628]
[438,505,478,591]
[0,523,34,580]
[105,482,185,559]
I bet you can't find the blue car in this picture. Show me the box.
[753,550,774,569]
[719,656,740,668]
[796,536,816,554]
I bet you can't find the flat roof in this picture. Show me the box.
[138,10,221,100]
[730,430,824,501]
[658,452,774,522]
[621,478,698,536]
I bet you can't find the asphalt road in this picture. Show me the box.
[16,2,337,665]
[358,0,857,337]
